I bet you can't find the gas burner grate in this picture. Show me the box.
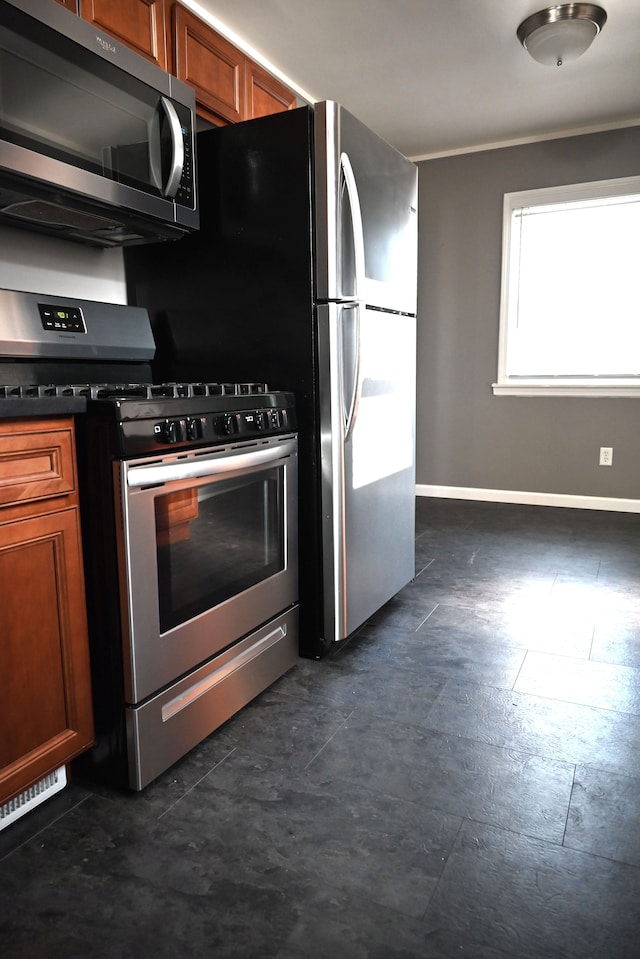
[0,381,269,400]
[0,384,61,398]
[160,382,268,398]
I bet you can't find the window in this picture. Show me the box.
[494,176,640,396]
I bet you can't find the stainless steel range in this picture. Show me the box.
[0,289,299,790]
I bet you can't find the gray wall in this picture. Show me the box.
[415,126,640,501]
[0,224,126,303]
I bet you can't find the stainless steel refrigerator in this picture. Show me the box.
[125,101,418,658]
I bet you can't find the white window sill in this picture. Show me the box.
[493,382,640,398]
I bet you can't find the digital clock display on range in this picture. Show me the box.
[38,303,87,334]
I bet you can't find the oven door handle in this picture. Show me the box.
[126,438,296,488]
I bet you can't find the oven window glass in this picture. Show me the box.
[155,467,284,633]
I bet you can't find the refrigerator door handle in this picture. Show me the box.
[339,152,366,299]
[341,303,361,444]
[339,152,365,441]
[321,302,348,642]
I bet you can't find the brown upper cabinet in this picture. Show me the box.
[169,2,297,126]
[79,0,168,71]
[245,59,297,120]
[65,1,297,126]
[170,2,244,125]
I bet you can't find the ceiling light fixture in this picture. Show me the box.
[517,3,607,66]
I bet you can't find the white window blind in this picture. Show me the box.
[494,176,640,396]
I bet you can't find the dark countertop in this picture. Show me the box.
[0,397,86,419]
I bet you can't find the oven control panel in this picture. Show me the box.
[155,416,206,444]
[117,391,296,456]
[213,408,290,437]
[153,407,294,446]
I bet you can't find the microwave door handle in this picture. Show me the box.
[159,96,184,198]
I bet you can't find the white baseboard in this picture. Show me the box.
[416,484,640,514]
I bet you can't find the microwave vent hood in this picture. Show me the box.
[0,175,189,248]
[0,0,199,248]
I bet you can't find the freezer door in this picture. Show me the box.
[314,100,418,314]
[318,302,416,643]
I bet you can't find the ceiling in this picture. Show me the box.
[184,0,640,159]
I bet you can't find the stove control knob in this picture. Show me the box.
[212,413,238,435]
[155,419,176,443]
[177,418,188,442]
[186,416,204,440]
[222,414,238,435]
[158,418,186,443]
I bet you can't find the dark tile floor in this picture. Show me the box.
[2,497,640,958]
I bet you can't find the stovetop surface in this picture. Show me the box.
[0,294,296,449]
[0,372,297,455]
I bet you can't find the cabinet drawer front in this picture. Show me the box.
[0,421,76,507]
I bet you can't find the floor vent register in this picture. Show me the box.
[0,767,67,831]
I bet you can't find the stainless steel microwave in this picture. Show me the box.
[0,0,199,247]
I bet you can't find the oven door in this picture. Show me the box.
[116,434,298,703]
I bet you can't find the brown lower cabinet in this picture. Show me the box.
[0,418,94,807]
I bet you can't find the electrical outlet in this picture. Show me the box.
[599,447,613,466]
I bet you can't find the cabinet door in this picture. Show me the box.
[80,0,167,71]
[0,509,94,804]
[54,0,79,11]
[171,3,244,125]
[246,60,297,119]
